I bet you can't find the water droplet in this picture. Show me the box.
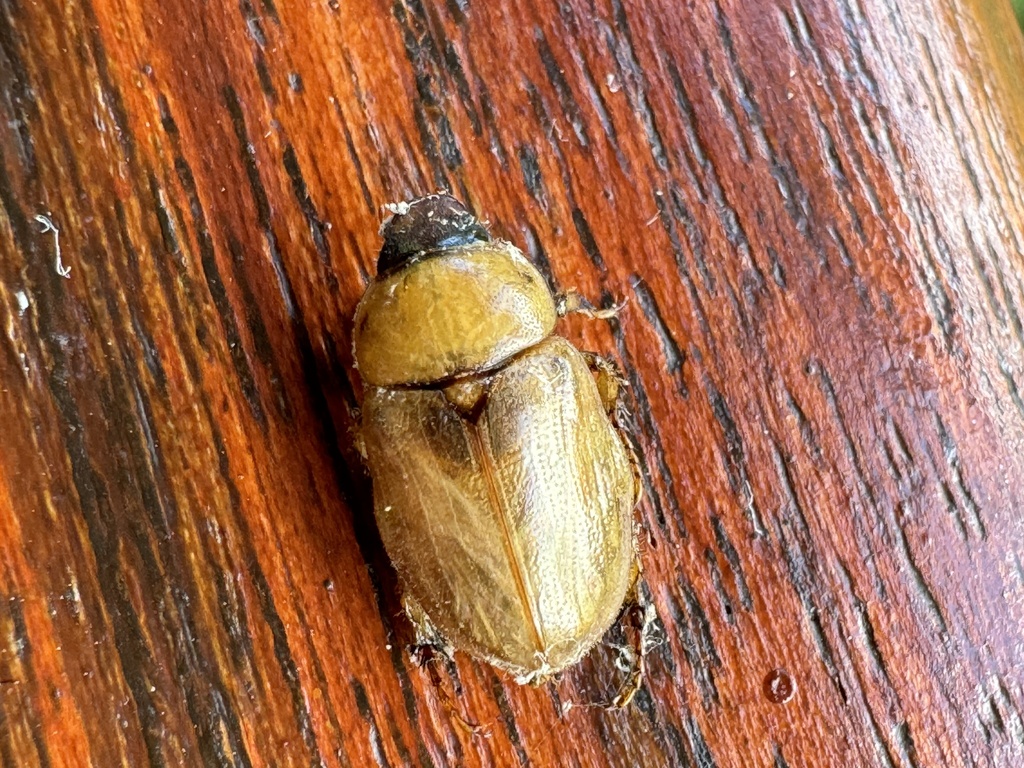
[763,668,796,704]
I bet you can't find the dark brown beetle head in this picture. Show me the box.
[377,193,491,276]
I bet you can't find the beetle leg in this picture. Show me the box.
[352,425,367,461]
[411,645,491,736]
[404,596,490,736]
[607,578,659,709]
[583,353,644,509]
[581,352,627,416]
[556,289,626,320]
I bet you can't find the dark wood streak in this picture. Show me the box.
[709,516,753,613]
[167,104,269,428]
[630,276,688,398]
[604,0,669,172]
[667,575,722,709]
[5,600,52,768]
[282,144,334,267]
[570,207,606,271]
[478,85,510,170]
[681,713,718,768]
[535,33,590,149]
[607,310,686,539]
[490,678,528,768]
[353,678,395,768]
[392,0,466,193]
[705,379,767,536]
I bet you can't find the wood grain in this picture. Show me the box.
[2,0,1024,766]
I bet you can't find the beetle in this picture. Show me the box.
[353,193,654,711]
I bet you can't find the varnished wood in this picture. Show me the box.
[2,0,1023,766]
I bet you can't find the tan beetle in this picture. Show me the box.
[353,194,654,714]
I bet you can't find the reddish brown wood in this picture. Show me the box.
[2,0,1024,766]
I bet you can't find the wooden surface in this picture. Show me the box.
[2,0,1024,766]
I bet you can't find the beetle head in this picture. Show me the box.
[377,193,491,275]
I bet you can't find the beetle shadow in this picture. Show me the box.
[306,314,416,651]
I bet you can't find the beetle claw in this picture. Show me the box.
[608,596,658,708]
[596,580,658,710]
[556,289,626,320]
